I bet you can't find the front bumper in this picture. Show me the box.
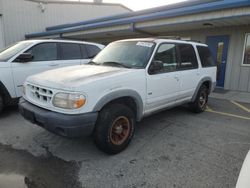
[19,98,98,137]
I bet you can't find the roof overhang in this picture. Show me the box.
[25,0,250,41]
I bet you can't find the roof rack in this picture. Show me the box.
[183,39,202,43]
[155,36,201,43]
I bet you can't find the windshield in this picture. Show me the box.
[0,41,33,61]
[92,41,155,68]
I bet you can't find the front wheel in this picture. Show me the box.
[93,103,135,155]
[189,85,208,113]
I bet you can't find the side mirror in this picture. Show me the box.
[149,60,163,74]
[15,53,33,63]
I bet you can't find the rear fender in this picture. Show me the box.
[191,77,212,102]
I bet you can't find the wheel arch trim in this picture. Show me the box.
[93,89,144,121]
[191,77,213,102]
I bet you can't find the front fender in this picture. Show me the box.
[93,89,144,121]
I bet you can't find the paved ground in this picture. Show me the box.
[0,97,250,188]
[210,88,250,104]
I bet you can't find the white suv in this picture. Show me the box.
[19,38,217,154]
[0,39,104,113]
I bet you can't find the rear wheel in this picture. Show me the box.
[93,103,135,154]
[0,94,3,114]
[189,85,208,113]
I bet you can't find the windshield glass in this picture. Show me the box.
[0,41,33,61]
[92,41,155,68]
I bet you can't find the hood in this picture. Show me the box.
[27,65,132,90]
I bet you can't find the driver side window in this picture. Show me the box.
[26,43,58,62]
[153,43,178,74]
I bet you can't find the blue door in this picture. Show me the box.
[206,35,229,87]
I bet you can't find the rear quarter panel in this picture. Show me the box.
[200,66,217,91]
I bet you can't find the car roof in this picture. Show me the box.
[116,38,207,46]
[23,39,105,48]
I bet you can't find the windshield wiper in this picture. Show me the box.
[102,61,131,68]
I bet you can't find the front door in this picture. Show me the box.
[146,43,181,113]
[206,35,229,87]
[11,42,60,97]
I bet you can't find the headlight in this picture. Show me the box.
[52,93,86,109]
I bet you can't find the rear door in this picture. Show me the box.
[11,42,59,97]
[84,44,102,64]
[80,44,91,65]
[176,43,200,101]
[59,43,82,66]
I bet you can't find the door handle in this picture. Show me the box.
[174,76,179,81]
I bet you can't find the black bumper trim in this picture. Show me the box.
[19,98,98,137]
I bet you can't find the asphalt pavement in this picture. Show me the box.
[0,97,250,188]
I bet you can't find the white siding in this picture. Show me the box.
[0,16,5,49]
[1,0,130,46]
[0,0,2,14]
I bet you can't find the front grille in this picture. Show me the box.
[27,84,53,104]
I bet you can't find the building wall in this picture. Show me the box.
[0,0,4,48]
[0,16,5,49]
[0,0,4,49]
[0,0,2,14]
[0,0,130,46]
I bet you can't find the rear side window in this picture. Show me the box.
[178,44,198,69]
[61,43,81,60]
[86,44,101,58]
[197,46,215,67]
[27,43,58,61]
[80,45,89,59]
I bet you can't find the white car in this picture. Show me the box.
[236,151,250,188]
[19,38,217,154]
[0,39,104,113]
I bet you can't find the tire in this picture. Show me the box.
[189,85,208,113]
[0,94,3,114]
[93,103,135,155]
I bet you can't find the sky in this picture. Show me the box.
[73,0,187,11]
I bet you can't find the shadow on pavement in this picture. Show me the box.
[0,143,81,188]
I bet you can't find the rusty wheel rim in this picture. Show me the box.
[199,91,207,109]
[110,116,130,145]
